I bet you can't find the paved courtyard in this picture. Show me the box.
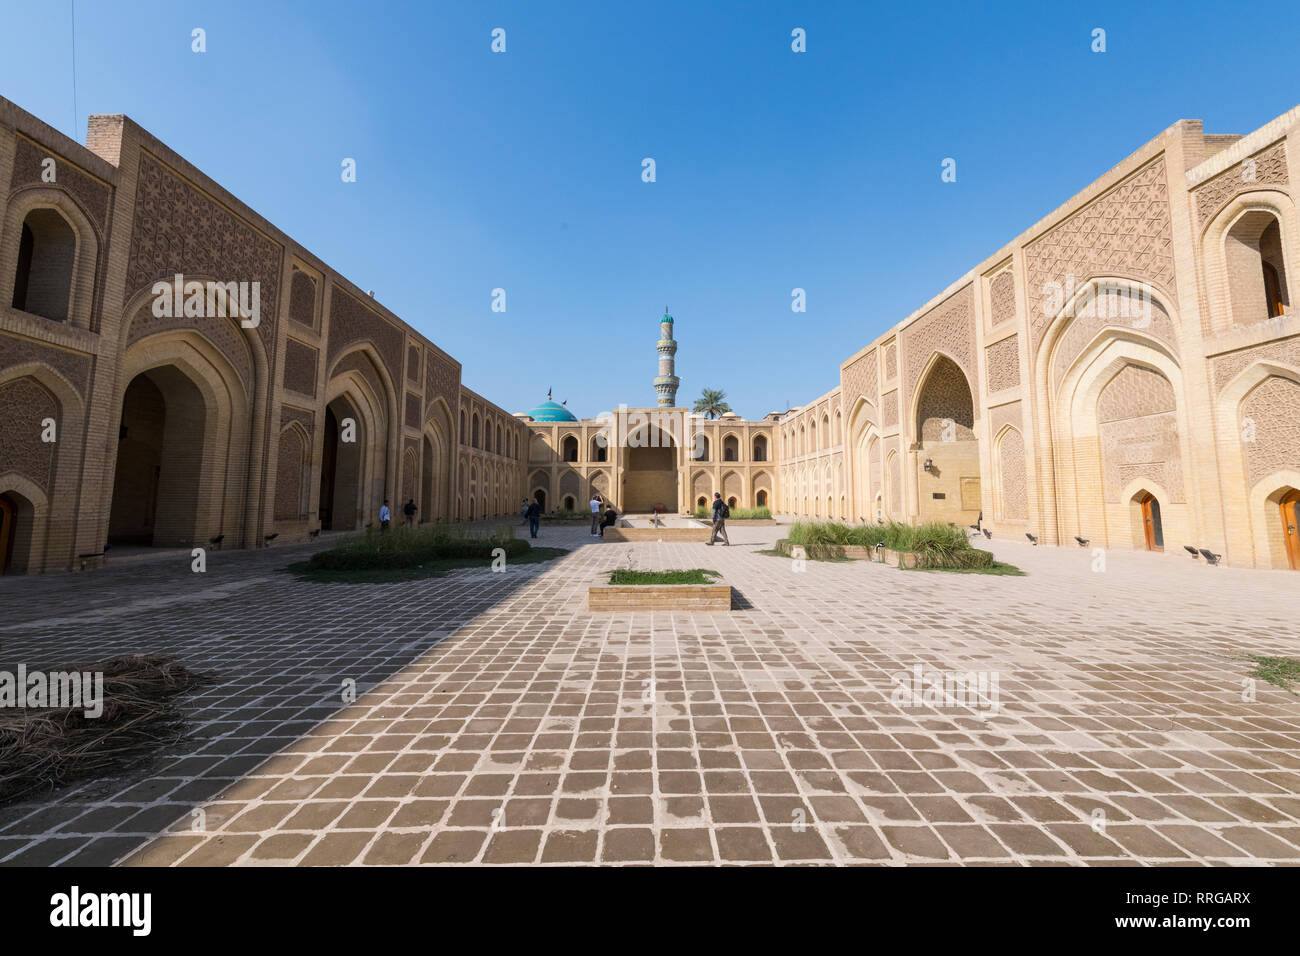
[1,523,1298,866]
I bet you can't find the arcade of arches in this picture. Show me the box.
[2,94,1300,572]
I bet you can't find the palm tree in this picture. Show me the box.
[693,388,732,420]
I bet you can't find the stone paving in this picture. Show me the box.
[1,522,1298,866]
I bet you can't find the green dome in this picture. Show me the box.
[528,400,578,422]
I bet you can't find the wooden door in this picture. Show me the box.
[1281,489,1300,570]
[1140,494,1164,551]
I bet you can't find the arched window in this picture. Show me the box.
[495,423,502,454]
[460,411,466,444]
[727,496,737,510]
[723,435,739,461]
[694,435,710,461]
[591,435,607,462]
[755,489,768,508]
[697,495,707,508]
[562,435,579,462]
[752,435,767,461]
[12,209,76,322]
[471,413,480,448]
[563,495,575,511]
[1227,211,1290,323]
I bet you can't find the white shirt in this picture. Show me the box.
[379,505,391,521]
[589,499,601,513]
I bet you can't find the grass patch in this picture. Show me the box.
[1247,655,1300,694]
[608,568,718,585]
[289,547,568,583]
[290,524,568,581]
[908,560,1024,576]
[787,520,993,568]
[694,506,772,520]
[305,523,523,571]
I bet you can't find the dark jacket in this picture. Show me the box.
[712,499,724,521]
[526,502,540,519]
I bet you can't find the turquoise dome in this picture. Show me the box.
[528,400,578,422]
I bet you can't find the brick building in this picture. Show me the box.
[2,96,1299,572]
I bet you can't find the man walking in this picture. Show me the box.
[589,493,603,536]
[707,492,730,546]
[526,497,541,539]
[379,499,392,533]
[403,498,417,527]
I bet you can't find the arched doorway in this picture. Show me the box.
[913,355,980,525]
[534,489,546,512]
[624,424,677,512]
[109,367,208,547]
[319,397,363,530]
[421,435,435,523]
[1280,489,1300,570]
[1138,492,1164,551]
[0,494,17,573]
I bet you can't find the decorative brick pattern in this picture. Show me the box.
[997,427,1027,520]
[288,271,317,328]
[273,426,306,521]
[0,334,92,399]
[331,351,389,416]
[988,269,1016,327]
[280,404,314,433]
[1240,376,1300,486]
[987,401,1023,443]
[986,335,1021,393]
[887,448,901,514]
[424,349,460,419]
[407,346,420,383]
[1097,365,1184,503]
[126,153,282,359]
[917,356,975,441]
[326,288,405,389]
[903,285,976,397]
[126,302,255,393]
[405,392,421,431]
[1193,142,1289,225]
[0,376,58,491]
[12,136,112,234]
[884,342,897,380]
[1050,293,1178,394]
[1025,159,1176,350]
[282,339,318,397]
[1211,335,1300,395]
[841,348,878,415]
[882,390,898,429]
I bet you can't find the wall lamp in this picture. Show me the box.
[923,458,933,472]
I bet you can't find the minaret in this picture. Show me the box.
[654,307,680,407]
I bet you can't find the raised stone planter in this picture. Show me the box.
[881,548,920,568]
[588,572,732,610]
[603,526,711,542]
[775,538,878,561]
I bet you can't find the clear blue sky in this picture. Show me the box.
[3,1,1298,418]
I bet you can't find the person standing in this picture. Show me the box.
[707,492,730,546]
[521,498,530,525]
[379,499,392,533]
[526,498,541,539]
[403,498,417,527]
[589,493,603,536]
